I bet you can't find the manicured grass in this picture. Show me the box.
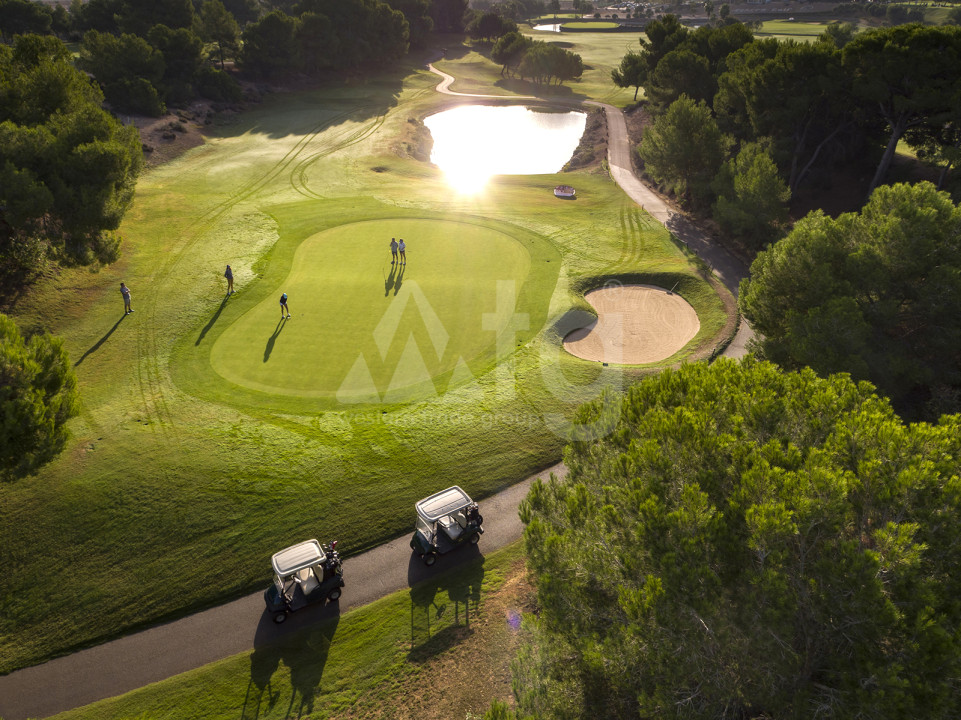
[439,33,642,104]
[50,542,529,720]
[754,20,832,41]
[0,47,731,673]
[562,21,621,29]
[201,215,556,405]
[530,13,581,22]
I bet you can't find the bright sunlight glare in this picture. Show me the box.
[424,105,586,196]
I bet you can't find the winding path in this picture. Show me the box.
[0,61,752,720]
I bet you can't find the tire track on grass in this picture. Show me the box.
[289,112,387,199]
[133,105,379,430]
[192,105,363,224]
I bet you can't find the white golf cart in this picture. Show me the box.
[263,539,344,623]
[409,486,484,566]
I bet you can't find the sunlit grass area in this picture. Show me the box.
[436,32,642,104]
[0,45,730,674]
[51,543,530,720]
[754,19,832,41]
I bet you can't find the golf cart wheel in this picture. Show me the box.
[328,587,342,601]
[273,612,288,624]
[475,514,484,526]
[470,531,481,544]
[424,552,437,566]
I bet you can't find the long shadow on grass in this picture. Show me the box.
[204,63,410,142]
[407,546,484,661]
[394,263,405,296]
[244,603,341,719]
[196,295,230,346]
[74,314,128,367]
[263,318,286,362]
[384,263,398,296]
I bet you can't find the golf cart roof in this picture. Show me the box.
[416,486,473,522]
[271,539,326,576]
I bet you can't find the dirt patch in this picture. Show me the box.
[623,102,652,175]
[564,106,608,171]
[564,284,701,364]
[394,116,434,161]
[132,104,212,168]
[351,556,535,719]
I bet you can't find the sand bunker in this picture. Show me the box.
[563,284,700,364]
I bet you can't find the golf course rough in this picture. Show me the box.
[210,217,553,403]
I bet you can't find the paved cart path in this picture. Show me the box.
[0,464,563,720]
[0,65,754,720]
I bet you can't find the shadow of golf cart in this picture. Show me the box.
[264,539,344,623]
[410,486,484,566]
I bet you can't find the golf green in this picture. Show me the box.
[210,218,542,402]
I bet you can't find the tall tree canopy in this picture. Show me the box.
[79,30,166,115]
[629,17,752,111]
[430,0,468,33]
[514,358,961,719]
[200,0,240,70]
[715,39,858,192]
[610,50,645,101]
[843,24,961,194]
[0,35,143,272]
[637,95,727,210]
[0,313,80,481]
[711,141,790,249]
[0,0,52,41]
[241,0,409,78]
[740,182,961,417]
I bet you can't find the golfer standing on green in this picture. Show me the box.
[390,237,399,264]
[280,292,291,319]
[398,238,407,264]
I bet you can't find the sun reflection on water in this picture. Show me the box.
[424,105,587,195]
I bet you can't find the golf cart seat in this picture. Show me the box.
[439,514,463,540]
[296,567,320,595]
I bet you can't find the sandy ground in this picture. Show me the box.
[563,284,701,364]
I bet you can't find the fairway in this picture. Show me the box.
[210,218,539,401]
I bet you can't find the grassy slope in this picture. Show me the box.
[0,44,730,673]
[438,33,641,105]
[51,542,530,720]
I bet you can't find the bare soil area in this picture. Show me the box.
[565,105,608,171]
[353,556,536,719]
[132,104,211,167]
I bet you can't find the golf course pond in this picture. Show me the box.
[424,105,586,193]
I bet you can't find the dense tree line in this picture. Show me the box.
[0,34,142,273]
[0,0,70,40]
[71,0,243,114]
[498,358,961,719]
[617,18,961,247]
[6,0,425,115]
[239,0,410,80]
[470,0,547,23]
[740,182,961,419]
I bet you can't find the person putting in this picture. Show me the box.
[120,282,133,314]
[398,238,407,264]
[225,264,234,294]
[280,292,291,319]
[390,237,399,264]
